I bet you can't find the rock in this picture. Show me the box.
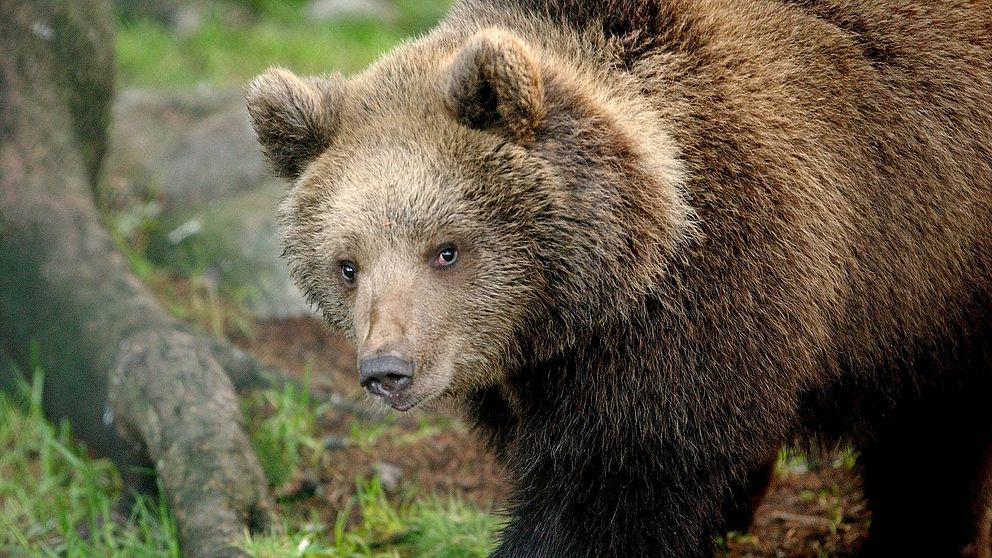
[305,0,398,23]
[102,87,270,212]
[102,86,318,319]
[372,461,403,492]
[322,434,349,450]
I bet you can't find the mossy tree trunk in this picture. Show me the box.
[0,2,277,555]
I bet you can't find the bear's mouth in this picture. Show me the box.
[380,391,424,412]
[360,356,454,413]
[389,398,416,412]
[366,383,427,412]
[362,368,420,411]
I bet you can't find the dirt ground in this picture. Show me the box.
[237,317,870,557]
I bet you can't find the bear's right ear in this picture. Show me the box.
[444,29,546,144]
[245,68,343,180]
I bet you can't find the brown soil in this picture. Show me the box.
[237,317,870,557]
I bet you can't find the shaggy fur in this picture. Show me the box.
[246,1,992,556]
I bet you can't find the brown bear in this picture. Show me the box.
[245,1,992,556]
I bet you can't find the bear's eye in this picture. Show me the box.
[340,261,357,284]
[433,245,458,268]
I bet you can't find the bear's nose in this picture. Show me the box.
[358,355,414,396]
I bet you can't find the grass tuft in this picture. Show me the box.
[402,496,500,558]
[244,370,323,487]
[0,366,180,557]
[240,477,497,558]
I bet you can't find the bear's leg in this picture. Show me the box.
[723,457,776,534]
[859,382,992,557]
[489,452,758,558]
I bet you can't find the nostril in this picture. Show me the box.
[359,355,415,388]
[367,374,412,397]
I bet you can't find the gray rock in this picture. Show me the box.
[103,86,317,319]
[371,461,403,492]
[103,87,270,211]
[322,434,349,450]
[305,0,398,23]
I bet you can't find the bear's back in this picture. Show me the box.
[451,0,992,391]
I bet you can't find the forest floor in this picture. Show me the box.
[238,317,872,558]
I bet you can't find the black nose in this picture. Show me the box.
[358,355,414,396]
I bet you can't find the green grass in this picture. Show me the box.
[244,370,324,487]
[115,0,453,88]
[240,478,499,558]
[0,362,497,557]
[240,375,499,557]
[401,496,498,558]
[0,366,180,557]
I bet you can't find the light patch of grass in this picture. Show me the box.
[402,496,499,558]
[775,447,810,474]
[240,478,499,558]
[776,446,859,475]
[347,415,400,449]
[0,366,180,557]
[344,413,463,451]
[392,414,463,446]
[833,446,859,470]
[117,16,397,87]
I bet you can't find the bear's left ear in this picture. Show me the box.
[444,29,546,144]
[245,67,344,180]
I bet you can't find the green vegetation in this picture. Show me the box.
[0,366,180,557]
[244,370,323,487]
[241,478,498,557]
[1,363,497,557]
[115,0,453,87]
[240,374,499,557]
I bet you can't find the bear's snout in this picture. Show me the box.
[359,355,415,408]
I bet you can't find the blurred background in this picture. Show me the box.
[0,1,869,556]
[107,0,452,329]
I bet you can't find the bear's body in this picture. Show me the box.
[246,1,992,556]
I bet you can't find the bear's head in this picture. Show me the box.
[246,28,693,411]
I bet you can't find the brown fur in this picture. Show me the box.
[446,29,547,143]
[247,1,992,556]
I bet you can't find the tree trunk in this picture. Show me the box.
[0,2,277,555]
